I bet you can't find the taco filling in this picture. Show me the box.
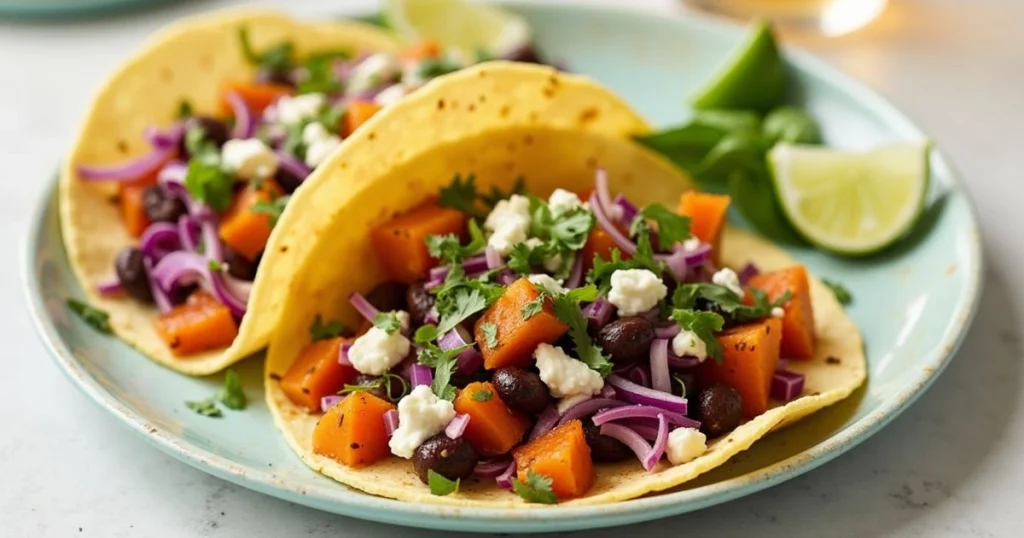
[73,26,548,358]
[277,168,819,502]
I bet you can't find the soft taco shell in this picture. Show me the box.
[60,9,402,375]
[263,65,866,505]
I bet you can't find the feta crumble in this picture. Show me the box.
[373,83,410,107]
[534,343,603,399]
[666,427,707,465]
[483,194,532,255]
[771,307,786,318]
[681,237,703,253]
[347,53,401,96]
[547,188,584,216]
[608,269,668,316]
[272,93,325,125]
[301,122,342,168]
[712,267,744,297]
[346,312,411,376]
[389,385,455,459]
[527,274,566,295]
[672,329,709,361]
[221,138,279,180]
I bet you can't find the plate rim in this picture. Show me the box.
[23,2,984,533]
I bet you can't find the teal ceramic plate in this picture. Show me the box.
[0,0,172,19]
[24,2,982,533]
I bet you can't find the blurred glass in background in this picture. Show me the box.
[681,0,889,36]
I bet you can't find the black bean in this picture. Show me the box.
[696,383,743,437]
[255,68,294,87]
[597,317,656,364]
[405,282,436,326]
[583,423,632,462]
[274,166,306,194]
[114,247,153,303]
[181,116,229,156]
[367,282,410,314]
[351,374,404,401]
[223,246,258,281]
[142,185,187,224]
[694,297,738,329]
[168,284,197,306]
[492,367,550,415]
[412,434,478,484]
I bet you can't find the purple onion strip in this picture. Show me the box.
[445,413,470,439]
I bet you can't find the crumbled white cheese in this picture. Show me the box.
[548,188,584,216]
[556,394,592,415]
[346,314,411,376]
[527,274,565,295]
[483,194,532,255]
[389,385,455,459]
[301,122,342,168]
[672,329,709,362]
[681,237,703,253]
[221,138,279,180]
[347,53,402,96]
[534,343,603,399]
[373,83,410,107]
[608,269,667,316]
[666,427,707,465]
[272,93,326,125]
[543,252,569,273]
[712,267,744,297]
[771,307,786,318]
[401,62,429,90]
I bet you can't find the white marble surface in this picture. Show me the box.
[2,0,1022,536]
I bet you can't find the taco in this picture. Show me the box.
[60,9,555,375]
[263,63,866,505]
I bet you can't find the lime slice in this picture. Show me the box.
[382,0,531,59]
[691,20,786,113]
[767,141,932,255]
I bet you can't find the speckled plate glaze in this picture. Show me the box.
[24,2,982,533]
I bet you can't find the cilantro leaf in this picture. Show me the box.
[822,279,853,306]
[630,220,662,271]
[295,50,352,95]
[438,174,481,217]
[217,370,247,410]
[186,398,223,418]
[185,157,235,212]
[426,220,485,266]
[66,299,112,335]
[416,342,469,368]
[669,309,725,362]
[431,353,458,401]
[471,389,493,402]
[506,243,535,275]
[511,470,557,504]
[417,56,463,79]
[341,372,409,402]
[480,176,526,208]
[672,283,792,324]
[634,204,691,251]
[309,315,349,341]
[428,470,460,496]
[549,208,595,250]
[414,324,439,345]
[432,267,504,335]
[250,194,290,228]
[177,99,193,119]
[520,295,545,320]
[184,126,218,160]
[480,322,499,349]
[586,246,661,293]
[237,26,294,73]
[549,286,612,376]
[373,312,402,335]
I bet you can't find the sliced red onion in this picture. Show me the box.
[627,423,661,441]
[409,363,433,387]
[456,350,483,377]
[77,145,174,182]
[428,266,449,282]
[684,243,713,267]
[642,414,670,470]
[445,413,470,439]
[607,374,688,414]
[662,249,689,281]
[463,254,489,274]
[495,461,517,490]
[321,395,344,412]
[776,358,789,372]
[668,356,702,369]
[599,423,651,467]
[348,292,380,322]
[498,270,516,286]
[655,325,681,339]
[384,409,400,436]
[589,192,636,255]
[593,168,616,221]
[199,215,224,263]
[96,277,123,296]
[613,194,639,223]
[485,246,503,270]
[528,406,560,441]
[772,370,805,402]
[599,384,617,399]
[738,261,761,285]
[583,297,614,328]
[275,150,311,180]
[150,251,248,317]
[144,123,185,150]
[649,339,672,394]
[424,308,439,325]
[438,326,483,376]
[556,398,627,426]
[177,214,201,252]
[140,222,182,263]
[473,458,513,479]
[564,252,584,289]
[143,258,172,313]
[591,405,699,429]
[224,91,256,139]
[424,279,443,291]
[338,342,352,366]
[627,365,650,388]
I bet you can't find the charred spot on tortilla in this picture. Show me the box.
[437,99,445,110]
[579,107,599,124]
[585,156,598,168]
[826,356,842,364]
[268,373,282,381]
[279,245,288,253]
[468,104,476,112]
[116,140,129,154]
[368,132,376,141]
[542,86,555,98]
[523,134,533,145]
[160,68,173,82]
[499,105,510,118]
[478,94,486,103]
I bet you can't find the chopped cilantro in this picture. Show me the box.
[186,398,223,418]
[438,174,481,217]
[426,220,485,266]
[414,324,439,345]
[669,309,725,362]
[548,285,611,376]
[250,194,290,228]
[432,267,504,334]
[184,125,218,160]
[66,299,112,335]
[416,342,470,368]
[237,26,294,74]
[295,50,351,95]
[632,204,691,251]
[823,279,853,306]
[340,372,409,402]
[208,259,224,271]
[586,246,660,293]
[217,370,247,410]
[672,283,791,324]
[480,177,526,208]
[309,314,349,342]
[177,99,193,119]
[511,470,557,504]
[430,352,458,401]
[428,470,460,496]
[471,389,493,402]
[417,56,463,79]
[506,243,537,275]
[520,295,545,320]
[373,312,402,335]
[184,157,234,212]
[480,322,499,349]
[671,373,689,398]
[528,199,594,251]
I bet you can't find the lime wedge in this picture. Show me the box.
[382,0,531,59]
[691,20,786,113]
[767,141,932,255]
